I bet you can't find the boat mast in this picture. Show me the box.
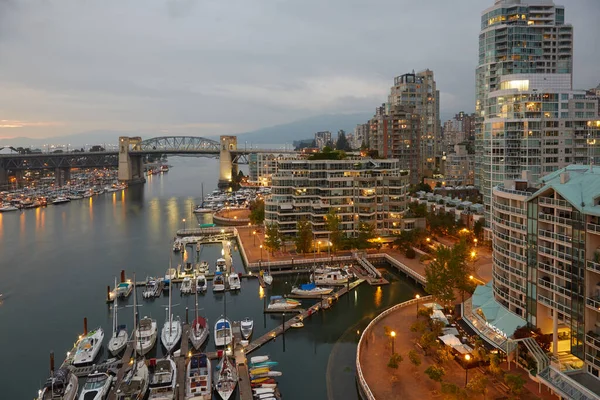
[113,277,118,335]
[132,272,139,365]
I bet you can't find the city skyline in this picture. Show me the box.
[0,0,598,140]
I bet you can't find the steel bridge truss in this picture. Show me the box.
[136,136,220,153]
[0,152,119,171]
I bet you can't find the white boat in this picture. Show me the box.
[195,275,207,293]
[67,194,83,200]
[228,272,241,290]
[135,317,158,356]
[116,281,133,298]
[214,354,237,400]
[214,318,232,347]
[148,357,177,400]
[173,240,184,253]
[193,206,212,214]
[215,258,226,273]
[250,356,269,364]
[143,278,159,299]
[183,262,194,276]
[52,196,71,205]
[38,367,79,400]
[185,354,211,400]
[115,359,149,400]
[161,282,182,353]
[291,282,334,296]
[72,327,104,366]
[267,296,300,311]
[197,261,209,274]
[213,272,225,292]
[240,317,253,340]
[263,273,273,286]
[0,204,18,212]
[291,322,304,328]
[189,316,209,350]
[312,270,349,285]
[106,186,118,193]
[108,278,128,356]
[77,371,112,400]
[180,277,193,294]
[164,265,177,292]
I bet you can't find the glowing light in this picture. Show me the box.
[391,331,396,338]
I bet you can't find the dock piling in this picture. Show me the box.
[50,351,55,374]
[120,270,125,283]
[106,285,111,302]
[185,307,189,324]
[83,317,88,336]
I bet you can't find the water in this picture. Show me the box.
[0,157,421,399]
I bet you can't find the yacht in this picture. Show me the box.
[165,267,177,285]
[52,196,71,205]
[72,327,104,366]
[148,357,177,400]
[108,278,128,356]
[240,317,253,340]
[212,272,225,292]
[227,272,241,291]
[195,275,207,293]
[135,317,158,356]
[0,203,19,212]
[193,206,212,214]
[196,260,209,275]
[215,258,226,273]
[161,283,182,354]
[214,318,232,347]
[115,359,149,400]
[267,296,301,311]
[143,278,159,299]
[38,367,78,400]
[185,354,211,400]
[180,277,193,294]
[312,269,349,285]
[116,281,133,298]
[214,353,237,400]
[77,371,112,400]
[291,282,334,296]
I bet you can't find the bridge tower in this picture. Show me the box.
[118,136,146,184]
[218,136,237,189]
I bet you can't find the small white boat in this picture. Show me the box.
[291,322,304,328]
[72,327,104,366]
[197,260,209,274]
[312,270,349,285]
[240,317,253,340]
[148,357,177,400]
[291,282,334,296]
[213,272,225,292]
[165,267,177,288]
[195,275,207,293]
[183,262,194,276]
[214,318,232,347]
[250,355,269,364]
[215,258,226,273]
[116,281,133,298]
[228,272,241,291]
[67,194,83,200]
[77,371,112,400]
[214,354,237,400]
[161,284,182,354]
[263,273,273,286]
[0,204,18,212]
[115,359,149,400]
[193,206,213,214]
[143,278,159,299]
[52,196,71,205]
[180,277,193,294]
[185,354,211,399]
[267,296,300,311]
[108,279,128,356]
[173,240,184,252]
[135,317,158,356]
[38,367,78,400]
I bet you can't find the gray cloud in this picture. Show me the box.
[0,0,598,139]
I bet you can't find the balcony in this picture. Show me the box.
[539,196,571,209]
[586,333,600,351]
[588,223,600,235]
[588,260,600,274]
[586,296,600,312]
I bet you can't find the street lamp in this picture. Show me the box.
[464,354,471,387]
[415,294,420,317]
[260,244,263,261]
[253,230,257,246]
[473,238,478,247]
[390,331,396,355]
[182,218,186,230]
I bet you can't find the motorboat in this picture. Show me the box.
[173,240,184,253]
[193,206,212,214]
[135,317,158,356]
[215,258,226,273]
[72,327,104,366]
[161,283,182,354]
[312,270,349,285]
[212,272,225,292]
[52,196,71,205]
[160,165,169,172]
[291,321,304,328]
[0,203,19,212]
[240,317,253,340]
[148,357,177,400]
[228,272,241,291]
[189,316,209,350]
[291,282,334,296]
[116,281,133,298]
[195,275,207,293]
[196,261,209,274]
[77,371,113,400]
[180,277,193,294]
[115,359,149,400]
[263,272,273,286]
[183,262,194,275]
[67,193,83,200]
[143,278,159,299]
[267,296,300,311]
[214,353,237,400]
[214,318,232,347]
[38,367,78,400]
[185,354,211,400]
[108,278,128,356]
[164,267,177,291]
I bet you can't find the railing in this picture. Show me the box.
[539,365,600,400]
[587,260,600,274]
[355,296,433,400]
[539,196,571,209]
[588,223,600,234]
[586,296,600,311]
[586,334,600,351]
[374,253,426,284]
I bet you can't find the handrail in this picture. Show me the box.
[355,295,433,399]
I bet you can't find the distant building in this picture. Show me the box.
[443,143,475,186]
[314,131,332,150]
[442,112,475,152]
[354,123,369,149]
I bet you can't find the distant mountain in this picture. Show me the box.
[0,130,129,149]
[236,113,372,144]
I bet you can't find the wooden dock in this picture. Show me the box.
[106,342,135,400]
[175,324,190,400]
[232,321,253,400]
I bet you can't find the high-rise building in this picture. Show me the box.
[314,131,332,150]
[475,0,600,230]
[388,70,440,177]
[443,144,475,186]
[354,123,370,149]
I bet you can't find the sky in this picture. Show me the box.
[0,0,598,140]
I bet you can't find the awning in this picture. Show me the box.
[471,282,526,338]
[431,309,449,325]
[438,334,461,347]
[423,302,443,310]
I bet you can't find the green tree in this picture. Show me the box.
[410,320,427,333]
[249,199,265,225]
[424,365,446,383]
[408,350,421,368]
[387,353,403,369]
[488,353,503,377]
[436,347,454,365]
[504,374,526,398]
[466,372,489,399]
[440,382,466,400]
[425,242,473,306]
[355,222,375,249]
[335,130,352,151]
[325,209,343,252]
[295,218,312,255]
[473,219,484,240]
[264,223,281,255]
[419,331,439,355]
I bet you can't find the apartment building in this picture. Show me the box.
[314,131,332,150]
[249,153,281,186]
[444,144,475,186]
[264,157,410,239]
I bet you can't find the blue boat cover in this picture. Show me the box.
[271,295,283,300]
[215,271,222,275]
[300,282,316,291]
[216,320,230,330]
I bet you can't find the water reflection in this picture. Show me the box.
[88,197,93,222]
[374,286,382,307]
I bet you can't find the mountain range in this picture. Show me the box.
[0,113,373,149]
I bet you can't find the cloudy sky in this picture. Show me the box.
[0,0,598,139]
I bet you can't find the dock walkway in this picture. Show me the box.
[175,324,190,400]
[106,342,134,400]
[232,321,253,400]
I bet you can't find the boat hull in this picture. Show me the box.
[108,330,128,356]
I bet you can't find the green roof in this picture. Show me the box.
[531,165,600,217]
[472,282,526,338]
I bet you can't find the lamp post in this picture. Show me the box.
[464,354,471,387]
[318,241,321,255]
[260,244,263,262]
[253,230,257,246]
[415,294,420,317]
[182,218,186,231]
[248,222,251,236]
[282,312,286,352]
[390,331,396,355]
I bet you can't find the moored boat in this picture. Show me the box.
[227,272,241,291]
[148,357,177,399]
[38,366,78,400]
[312,269,349,285]
[214,318,232,347]
[135,317,158,356]
[108,278,128,356]
[180,277,193,294]
[161,280,182,354]
[291,282,334,296]
[72,327,104,366]
[214,353,237,400]
[115,359,149,400]
[240,317,253,340]
[116,281,133,298]
[267,296,300,311]
[215,258,226,273]
[185,353,211,399]
[212,272,225,292]
[77,371,112,400]
[195,275,207,293]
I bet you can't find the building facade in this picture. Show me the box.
[264,157,410,239]
[354,123,370,149]
[444,144,475,186]
[314,131,332,150]
[249,153,281,186]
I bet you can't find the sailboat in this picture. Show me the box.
[214,289,232,347]
[214,288,237,400]
[185,353,212,399]
[37,353,79,400]
[161,276,182,353]
[134,276,158,356]
[194,183,212,214]
[263,263,273,286]
[189,286,209,350]
[108,277,128,356]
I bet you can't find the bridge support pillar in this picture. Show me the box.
[218,136,237,189]
[118,137,146,185]
[55,167,63,187]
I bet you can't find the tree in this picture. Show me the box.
[410,320,427,333]
[387,353,403,369]
[424,365,445,383]
[419,331,439,355]
[325,209,343,252]
[249,199,265,225]
[424,242,473,306]
[335,130,352,151]
[488,353,503,377]
[295,218,313,255]
[466,372,489,399]
[436,347,454,365]
[355,222,375,249]
[473,219,484,240]
[264,224,281,255]
[405,247,416,259]
[408,350,422,368]
[407,202,428,218]
[440,382,466,400]
[504,374,526,398]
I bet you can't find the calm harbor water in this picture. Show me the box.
[0,157,421,399]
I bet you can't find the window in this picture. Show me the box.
[575,102,585,109]
[561,94,569,100]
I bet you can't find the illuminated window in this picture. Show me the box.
[500,80,529,91]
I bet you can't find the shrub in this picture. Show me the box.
[387,353,403,369]
[406,247,417,259]
[408,350,421,367]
